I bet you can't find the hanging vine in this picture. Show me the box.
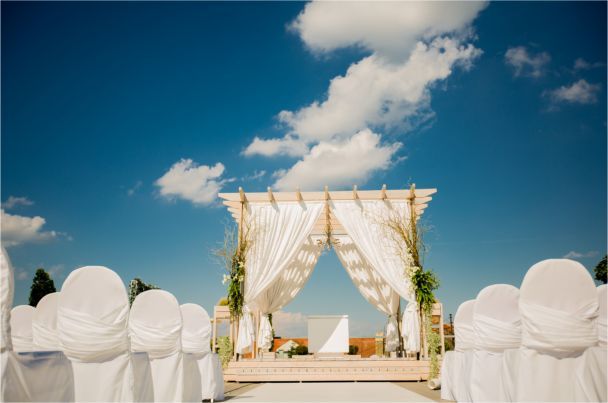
[383,186,440,380]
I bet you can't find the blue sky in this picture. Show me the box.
[2,1,606,336]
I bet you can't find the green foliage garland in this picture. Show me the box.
[217,336,233,368]
[216,222,250,319]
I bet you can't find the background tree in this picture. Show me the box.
[29,268,56,307]
[128,277,160,306]
[595,255,607,284]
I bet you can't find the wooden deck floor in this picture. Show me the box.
[224,357,432,382]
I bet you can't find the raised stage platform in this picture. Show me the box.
[224,357,432,382]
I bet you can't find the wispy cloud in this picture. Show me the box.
[15,268,29,281]
[545,79,601,105]
[242,170,267,182]
[244,1,486,190]
[155,159,233,206]
[2,196,34,210]
[573,58,604,71]
[127,180,143,196]
[505,46,551,78]
[1,209,66,248]
[563,250,599,259]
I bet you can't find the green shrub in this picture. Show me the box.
[348,345,359,355]
[217,336,233,368]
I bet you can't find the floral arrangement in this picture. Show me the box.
[215,223,250,319]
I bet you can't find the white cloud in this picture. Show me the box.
[546,79,601,105]
[1,209,61,247]
[573,58,604,70]
[243,2,485,189]
[505,46,551,78]
[15,269,29,281]
[127,180,143,196]
[563,250,599,259]
[272,311,308,337]
[155,159,229,206]
[2,196,34,210]
[243,136,308,157]
[278,38,480,144]
[291,1,487,60]
[242,170,267,182]
[274,129,401,191]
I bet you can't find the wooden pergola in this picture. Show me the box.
[218,184,437,236]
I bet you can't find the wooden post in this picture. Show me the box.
[212,314,217,352]
[234,187,246,361]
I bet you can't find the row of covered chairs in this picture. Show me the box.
[1,247,223,402]
[441,258,607,402]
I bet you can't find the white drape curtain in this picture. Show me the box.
[236,201,324,354]
[331,200,419,352]
[330,200,415,302]
[333,235,400,352]
[402,302,420,353]
[254,236,323,351]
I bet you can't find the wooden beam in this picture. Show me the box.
[352,185,359,200]
[296,187,303,202]
[267,187,275,203]
[324,185,329,200]
[219,188,436,203]
[381,184,387,200]
[239,187,246,203]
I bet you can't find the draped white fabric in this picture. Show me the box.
[574,285,607,402]
[130,290,182,360]
[254,236,323,351]
[1,247,14,353]
[33,292,61,351]
[236,201,323,353]
[180,304,224,401]
[10,305,35,353]
[440,299,475,402]
[334,235,401,352]
[58,266,153,402]
[235,306,255,355]
[402,302,420,353]
[330,200,415,302]
[130,289,199,402]
[470,284,521,402]
[504,259,599,402]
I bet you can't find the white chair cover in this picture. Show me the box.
[10,305,35,353]
[180,303,224,401]
[130,289,199,402]
[1,247,14,353]
[469,284,520,402]
[1,247,30,402]
[502,259,599,402]
[334,235,401,352]
[58,266,153,402]
[236,201,323,354]
[574,284,607,402]
[33,292,60,350]
[441,299,475,402]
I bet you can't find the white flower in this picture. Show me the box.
[222,274,231,285]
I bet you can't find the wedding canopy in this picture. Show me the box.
[218,185,437,357]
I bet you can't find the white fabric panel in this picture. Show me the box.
[330,200,415,301]
[574,285,607,402]
[506,259,599,402]
[58,266,153,402]
[402,302,420,353]
[440,299,475,402]
[12,351,75,402]
[130,289,199,402]
[1,351,30,402]
[1,247,15,352]
[470,284,521,402]
[236,306,255,355]
[334,235,401,352]
[180,303,224,401]
[237,201,323,354]
[254,236,323,351]
[32,292,61,351]
[193,352,225,401]
[10,305,35,353]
